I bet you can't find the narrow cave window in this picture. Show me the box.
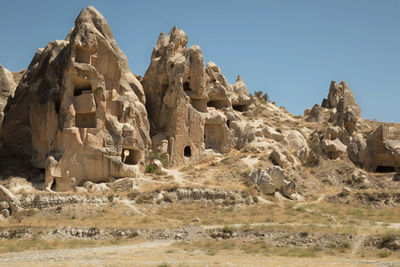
[184,146,191,157]
[75,112,96,128]
[232,104,248,112]
[227,119,231,127]
[375,166,396,173]
[74,85,92,96]
[207,100,229,109]
[122,148,140,165]
[183,82,192,92]
[75,47,91,64]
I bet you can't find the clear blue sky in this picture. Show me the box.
[1,0,399,122]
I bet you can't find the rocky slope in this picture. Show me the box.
[0,5,399,218]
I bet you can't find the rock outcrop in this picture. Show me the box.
[322,81,361,135]
[0,64,16,136]
[249,166,295,196]
[2,6,151,190]
[351,125,400,171]
[143,26,252,165]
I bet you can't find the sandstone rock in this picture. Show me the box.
[347,133,367,166]
[0,201,9,210]
[350,170,371,188]
[2,6,151,190]
[110,178,139,192]
[206,62,232,109]
[249,166,294,196]
[0,185,20,213]
[143,27,211,165]
[283,130,309,164]
[320,81,361,135]
[304,104,325,122]
[262,125,283,141]
[142,26,251,165]
[231,75,252,111]
[322,138,347,159]
[249,169,276,195]
[74,186,88,193]
[150,159,163,170]
[270,148,288,168]
[1,209,10,218]
[282,180,296,196]
[0,64,16,136]
[359,125,400,171]
[83,181,110,193]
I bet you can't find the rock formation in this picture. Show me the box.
[322,81,361,135]
[0,64,16,137]
[2,6,151,190]
[305,81,361,136]
[143,26,252,165]
[349,125,400,171]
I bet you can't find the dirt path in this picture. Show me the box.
[1,240,399,267]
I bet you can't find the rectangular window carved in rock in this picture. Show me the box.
[75,47,91,64]
[75,112,96,128]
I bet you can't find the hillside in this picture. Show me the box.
[0,6,399,266]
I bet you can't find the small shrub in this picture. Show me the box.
[223,225,234,235]
[145,165,156,173]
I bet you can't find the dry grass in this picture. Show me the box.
[3,200,399,236]
[0,238,133,253]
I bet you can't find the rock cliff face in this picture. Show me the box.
[143,27,252,165]
[2,6,151,190]
[2,5,398,195]
[349,125,400,171]
[0,64,16,137]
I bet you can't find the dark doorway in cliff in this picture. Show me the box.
[207,100,228,109]
[75,112,96,128]
[184,146,191,157]
[232,104,248,112]
[75,46,91,64]
[183,82,192,92]
[375,166,396,173]
[122,148,140,165]
[74,85,92,96]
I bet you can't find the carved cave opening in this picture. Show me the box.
[375,166,396,173]
[207,100,229,109]
[75,46,91,64]
[232,104,248,112]
[183,82,192,92]
[184,146,191,157]
[74,84,92,96]
[75,112,96,128]
[204,124,223,153]
[122,148,140,165]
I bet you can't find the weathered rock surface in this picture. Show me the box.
[0,64,16,136]
[249,166,295,196]
[356,125,400,171]
[322,138,347,159]
[322,81,361,135]
[2,6,151,190]
[283,130,309,165]
[143,26,252,165]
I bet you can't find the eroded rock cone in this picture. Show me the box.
[143,26,252,165]
[322,81,361,135]
[2,6,151,190]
